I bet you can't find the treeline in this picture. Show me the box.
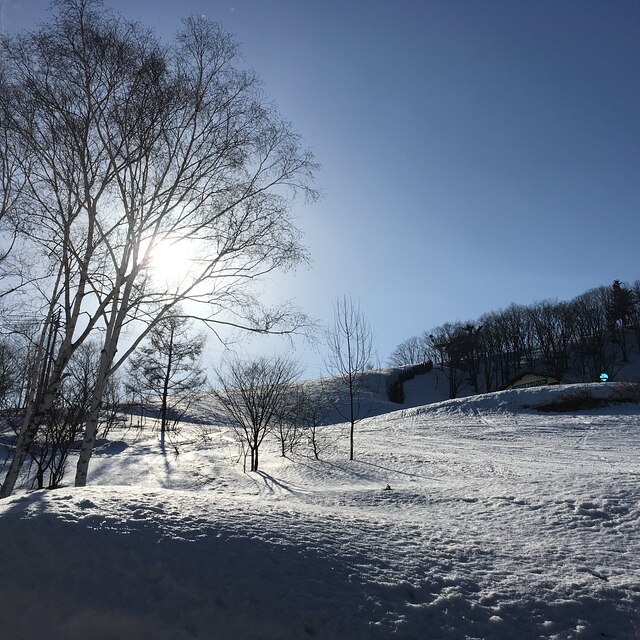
[389,280,640,398]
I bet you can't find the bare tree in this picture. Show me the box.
[570,287,623,382]
[126,314,207,450]
[0,0,316,496]
[476,306,535,390]
[15,341,121,490]
[0,61,31,275]
[213,355,301,472]
[428,323,471,399]
[273,387,304,458]
[28,385,86,491]
[528,300,573,379]
[630,280,640,354]
[296,384,332,460]
[387,335,430,367]
[325,296,374,461]
[0,339,22,410]
[271,383,332,458]
[606,280,634,362]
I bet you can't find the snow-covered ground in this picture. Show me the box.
[0,383,638,639]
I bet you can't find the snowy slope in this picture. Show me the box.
[0,383,638,640]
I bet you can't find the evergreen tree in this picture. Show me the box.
[127,315,206,450]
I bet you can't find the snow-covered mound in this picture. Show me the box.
[405,381,640,417]
[0,384,638,639]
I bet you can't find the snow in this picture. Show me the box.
[0,383,639,639]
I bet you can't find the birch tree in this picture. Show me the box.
[0,0,316,496]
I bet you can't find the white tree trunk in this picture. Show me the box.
[74,353,112,487]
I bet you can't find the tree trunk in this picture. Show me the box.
[348,370,355,461]
[36,467,44,491]
[160,327,174,452]
[349,420,354,461]
[74,389,105,488]
[75,256,138,487]
[74,335,119,487]
[311,429,320,460]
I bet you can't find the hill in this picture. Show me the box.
[0,383,638,639]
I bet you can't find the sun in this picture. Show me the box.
[146,238,195,286]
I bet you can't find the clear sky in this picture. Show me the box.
[5,0,640,376]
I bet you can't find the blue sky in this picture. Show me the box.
[6,1,640,375]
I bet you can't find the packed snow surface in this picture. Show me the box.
[0,383,638,639]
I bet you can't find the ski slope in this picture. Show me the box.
[0,383,638,639]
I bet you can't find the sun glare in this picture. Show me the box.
[147,239,195,286]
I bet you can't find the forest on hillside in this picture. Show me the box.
[389,280,640,398]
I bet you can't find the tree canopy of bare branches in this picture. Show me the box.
[0,0,316,496]
[213,355,301,472]
[387,335,431,367]
[390,280,638,397]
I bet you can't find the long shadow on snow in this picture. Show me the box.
[0,490,418,640]
[1,489,637,640]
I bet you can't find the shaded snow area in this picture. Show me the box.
[0,384,639,639]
